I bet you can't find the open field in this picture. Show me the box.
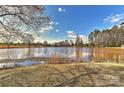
[0,62,124,87]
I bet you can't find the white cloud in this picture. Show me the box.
[66,30,89,43]
[55,22,59,25]
[66,31,77,38]
[39,25,53,33]
[50,21,59,25]
[55,29,60,32]
[29,21,60,42]
[33,36,42,43]
[58,8,66,12]
[104,14,124,23]
[66,31,76,34]
[79,35,89,43]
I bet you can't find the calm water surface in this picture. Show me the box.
[0,47,124,64]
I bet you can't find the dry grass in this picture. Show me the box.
[105,47,124,49]
[0,62,124,87]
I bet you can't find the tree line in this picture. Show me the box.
[88,22,124,47]
[0,35,86,48]
[42,35,84,47]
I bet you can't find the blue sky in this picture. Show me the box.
[35,5,124,43]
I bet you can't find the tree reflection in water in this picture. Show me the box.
[0,47,124,64]
[75,47,83,63]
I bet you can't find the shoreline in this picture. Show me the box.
[0,45,123,49]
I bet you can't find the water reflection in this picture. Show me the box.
[17,60,45,66]
[0,47,124,64]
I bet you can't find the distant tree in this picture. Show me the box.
[75,35,80,47]
[65,40,70,46]
[23,34,34,48]
[88,29,101,47]
[70,40,74,46]
[43,41,48,46]
[80,38,83,46]
[75,35,84,47]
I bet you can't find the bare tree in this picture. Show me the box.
[0,5,51,43]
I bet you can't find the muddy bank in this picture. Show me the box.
[0,63,124,87]
[0,61,44,69]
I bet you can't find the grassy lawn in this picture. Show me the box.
[0,62,124,87]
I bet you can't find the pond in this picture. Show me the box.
[0,47,124,66]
